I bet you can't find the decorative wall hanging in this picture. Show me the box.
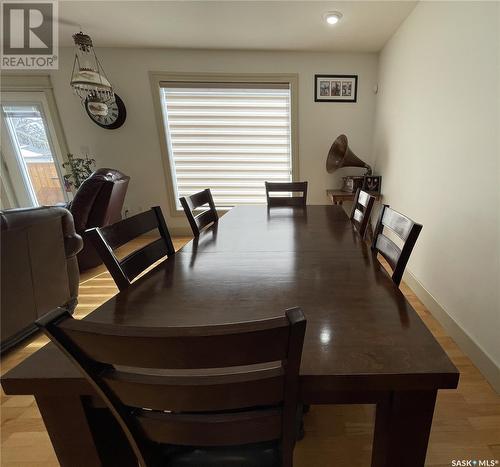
[314,74,358,103]
[70,31,126,129]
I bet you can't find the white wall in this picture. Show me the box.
[47,48,378,231]
[373,2,500,381]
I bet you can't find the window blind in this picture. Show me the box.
[160,83,292,209]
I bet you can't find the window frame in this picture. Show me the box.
[150,72,299,217]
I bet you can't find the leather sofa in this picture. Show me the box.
[0,206,83,352]
[68,168,129,271]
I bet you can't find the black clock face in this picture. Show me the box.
[85,94,126,129]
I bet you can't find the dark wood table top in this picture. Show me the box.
[182,205,354,254]
[2,206,459,399]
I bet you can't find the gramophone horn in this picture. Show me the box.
[326,134,372,175]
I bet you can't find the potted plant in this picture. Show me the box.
[62,153,96,191]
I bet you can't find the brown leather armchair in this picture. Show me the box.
[0,206,83,352]
[69,168,130,271]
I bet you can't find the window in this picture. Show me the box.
[159,81,294,209]
[1,86,68,208]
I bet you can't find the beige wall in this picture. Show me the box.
[373,2,500,377]
[48,47,378,231]
[0,176,14,209]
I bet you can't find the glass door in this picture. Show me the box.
[1,92,68,207]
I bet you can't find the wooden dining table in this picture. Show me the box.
[2,205,459,467]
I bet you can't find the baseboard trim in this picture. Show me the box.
[403,270,500,394]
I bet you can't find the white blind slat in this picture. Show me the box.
[160,82,289,90]
[161,85,292,208]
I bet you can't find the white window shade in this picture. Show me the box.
[160,83,292,209]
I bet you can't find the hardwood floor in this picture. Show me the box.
[1,236,499,466]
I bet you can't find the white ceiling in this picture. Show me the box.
[58,1,417,53]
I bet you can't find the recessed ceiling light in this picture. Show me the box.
[324,12,342,25]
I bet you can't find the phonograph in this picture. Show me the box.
[326,134,381,193]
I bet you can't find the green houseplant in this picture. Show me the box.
[62,153,96,190]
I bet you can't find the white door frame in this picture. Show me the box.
[1,90,69,206]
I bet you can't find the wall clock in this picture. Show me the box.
[85,94,127,129]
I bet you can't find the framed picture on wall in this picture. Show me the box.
[363,175,382,194]
[314,74,358,102]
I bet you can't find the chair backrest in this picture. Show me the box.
[371,204,423,285]
[180,189,218,236]
[36,307,306,467]
[86,206,175,291]
[349,188,375,239]
[70,168,130,234]
[265,182,308,207]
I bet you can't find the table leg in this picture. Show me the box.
[36,395,102,467]
[36,395,137,467]
[371,390,437,467]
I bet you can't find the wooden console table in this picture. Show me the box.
[327,189,382,205]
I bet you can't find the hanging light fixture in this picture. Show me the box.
[70,31,114,115]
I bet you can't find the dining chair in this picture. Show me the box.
[371,204,423,286]
[85,206,175,291]
[36,306,307,467]
[68,168,130,271]
[349,188,375,239]
[265,182,308,207]
[180,189,218,236]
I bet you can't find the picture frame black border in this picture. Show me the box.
[363,175,382,194]
[314,74,358,103]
